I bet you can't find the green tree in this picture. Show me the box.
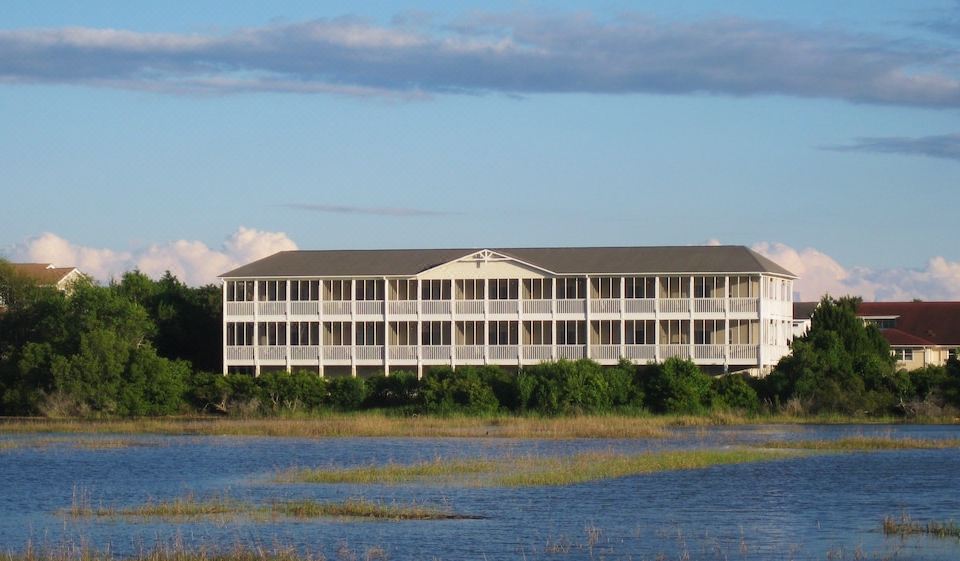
[642,358,714,414]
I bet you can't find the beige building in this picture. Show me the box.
[220,246,797,377]
[0,262,86,310]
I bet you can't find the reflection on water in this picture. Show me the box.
[1,425,959,560]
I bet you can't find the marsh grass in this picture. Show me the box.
[67,492,471,521]
[883,513,960,539]
[2,542,325,561]
[282,448,805,488]
[0,437,156,451]
[760,436,960,451]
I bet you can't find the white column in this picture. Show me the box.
[723,275,730,372]
[688,276,695,361]
[350,279,356,377]
[757,275,765,370]
[285,280,291,373]
[221,281,228,375]
[450,279,457,371]
[416,279,423,379]
[551,277,557,361]
[584,276,591,359]
[318,280,325,377]
[253,280,261,376]
[383,277,390,376]
[654,276,661,363]
[517,278,523,369]
[483,278,490,365]
[619,277,626,361]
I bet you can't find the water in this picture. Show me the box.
[1,425,959,560]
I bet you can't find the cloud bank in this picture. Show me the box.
[752,242,960,301]
[13,227,297,286]
[823,133,960,161]
[1,13,959,106]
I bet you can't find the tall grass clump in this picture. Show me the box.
[882,513,960,539]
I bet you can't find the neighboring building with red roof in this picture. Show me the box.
[794,301,960,369]
[0,263,87,311]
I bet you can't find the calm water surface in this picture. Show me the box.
[1,425,959,560]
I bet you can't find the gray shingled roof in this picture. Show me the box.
[221,246,796,278]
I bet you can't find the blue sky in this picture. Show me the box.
[2,1,959,299]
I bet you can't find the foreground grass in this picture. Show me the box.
[69,494,469,521]
[2,544,328,561]
[883,513,960,539]
[761,436,960,451]
[281,448,805,487]
[2,411,947,439]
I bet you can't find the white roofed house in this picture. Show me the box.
[218,246,797,377]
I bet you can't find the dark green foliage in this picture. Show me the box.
[712,373,759,412]
[326,376,368,410]
[515,359,642,415]
[258,371,327,411]
[641,357,715,414]
[419,367,500,415]
[365,372,419,408]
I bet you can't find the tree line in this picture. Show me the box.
[1,261,958,418]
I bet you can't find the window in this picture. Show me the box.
[290,280,320,301]
[893,348,914,361]
[421,280,451,301]
[226,322,254,345]
[660,276,689,298]
[523,278,552,300]
[694,319,722,344]
[325,322,352,345]
[457,279,485,300]
[728,276,756,298]
[694,277,724,299]
[625,277,656,299]
[325,280,351,301]
[523,320,552,345]
[226,281,255,302]
[865,318,897,329]
[391,279,418,301]
[290,322,320,346]
[355,321,384,345]
[257,280,286,302]
[457,321,486,345]
[257,322,286,346]
[488,321,519,345]
[729,319,755,344]
[592,320,621,344]
[557,278,586,299]
[390,322,418,345]
[626,320,655,344]
[556,320,585,345]
[660,320,689,344]
[593,277,621,299]
[356,279,384,301]
[488,279,519,300]
[421,321,451,345]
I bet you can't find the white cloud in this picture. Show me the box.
[12,227,297,286]
[752,241,960,301]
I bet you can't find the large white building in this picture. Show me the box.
[219,246,796,376]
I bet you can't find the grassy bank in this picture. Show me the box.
[68,493,470,521]
[883,513,960,539]
[761,436,960,451]
[281,448,806,487]
[2,411,950,440]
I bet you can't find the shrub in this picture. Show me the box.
[258,370,326,412]
[326,376,368,410]
[419,367,500,415]
[365,372,419,408]
[642,358,714,414]
[712,373,759,413]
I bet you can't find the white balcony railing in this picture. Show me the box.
[456,345,484,360]
[591,344,621,360]
[625,344,656,361]
[522,300,552,314]
[590,299,621,315]
[389,345,418,361]
[456,300,485,315]
[388,301,418,316]
[290,346,319,361]
[693,298,725,314]
[257,302,286,316]
[659,344,690,359]
[421,345,451,360]
[323,346,351,361]
[225,302,254,316]
[659,299,689,314]
[258,346,286,360]
[625,299,655,314]
[323,301,351,316]
[729,344,758,360]
[489,345,519,360]
[355,345,384,360]
[729,298,758,314]
[225,346,254,360]
[557,344,585,360]
[290,301,319,316]
[693,344,725,360]
[488,300,519,315]
[421,301,451,315]
[523,345,552,361]
[355,301,383,316]
[556,300,585,314]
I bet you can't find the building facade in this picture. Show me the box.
[220,247,796,376]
